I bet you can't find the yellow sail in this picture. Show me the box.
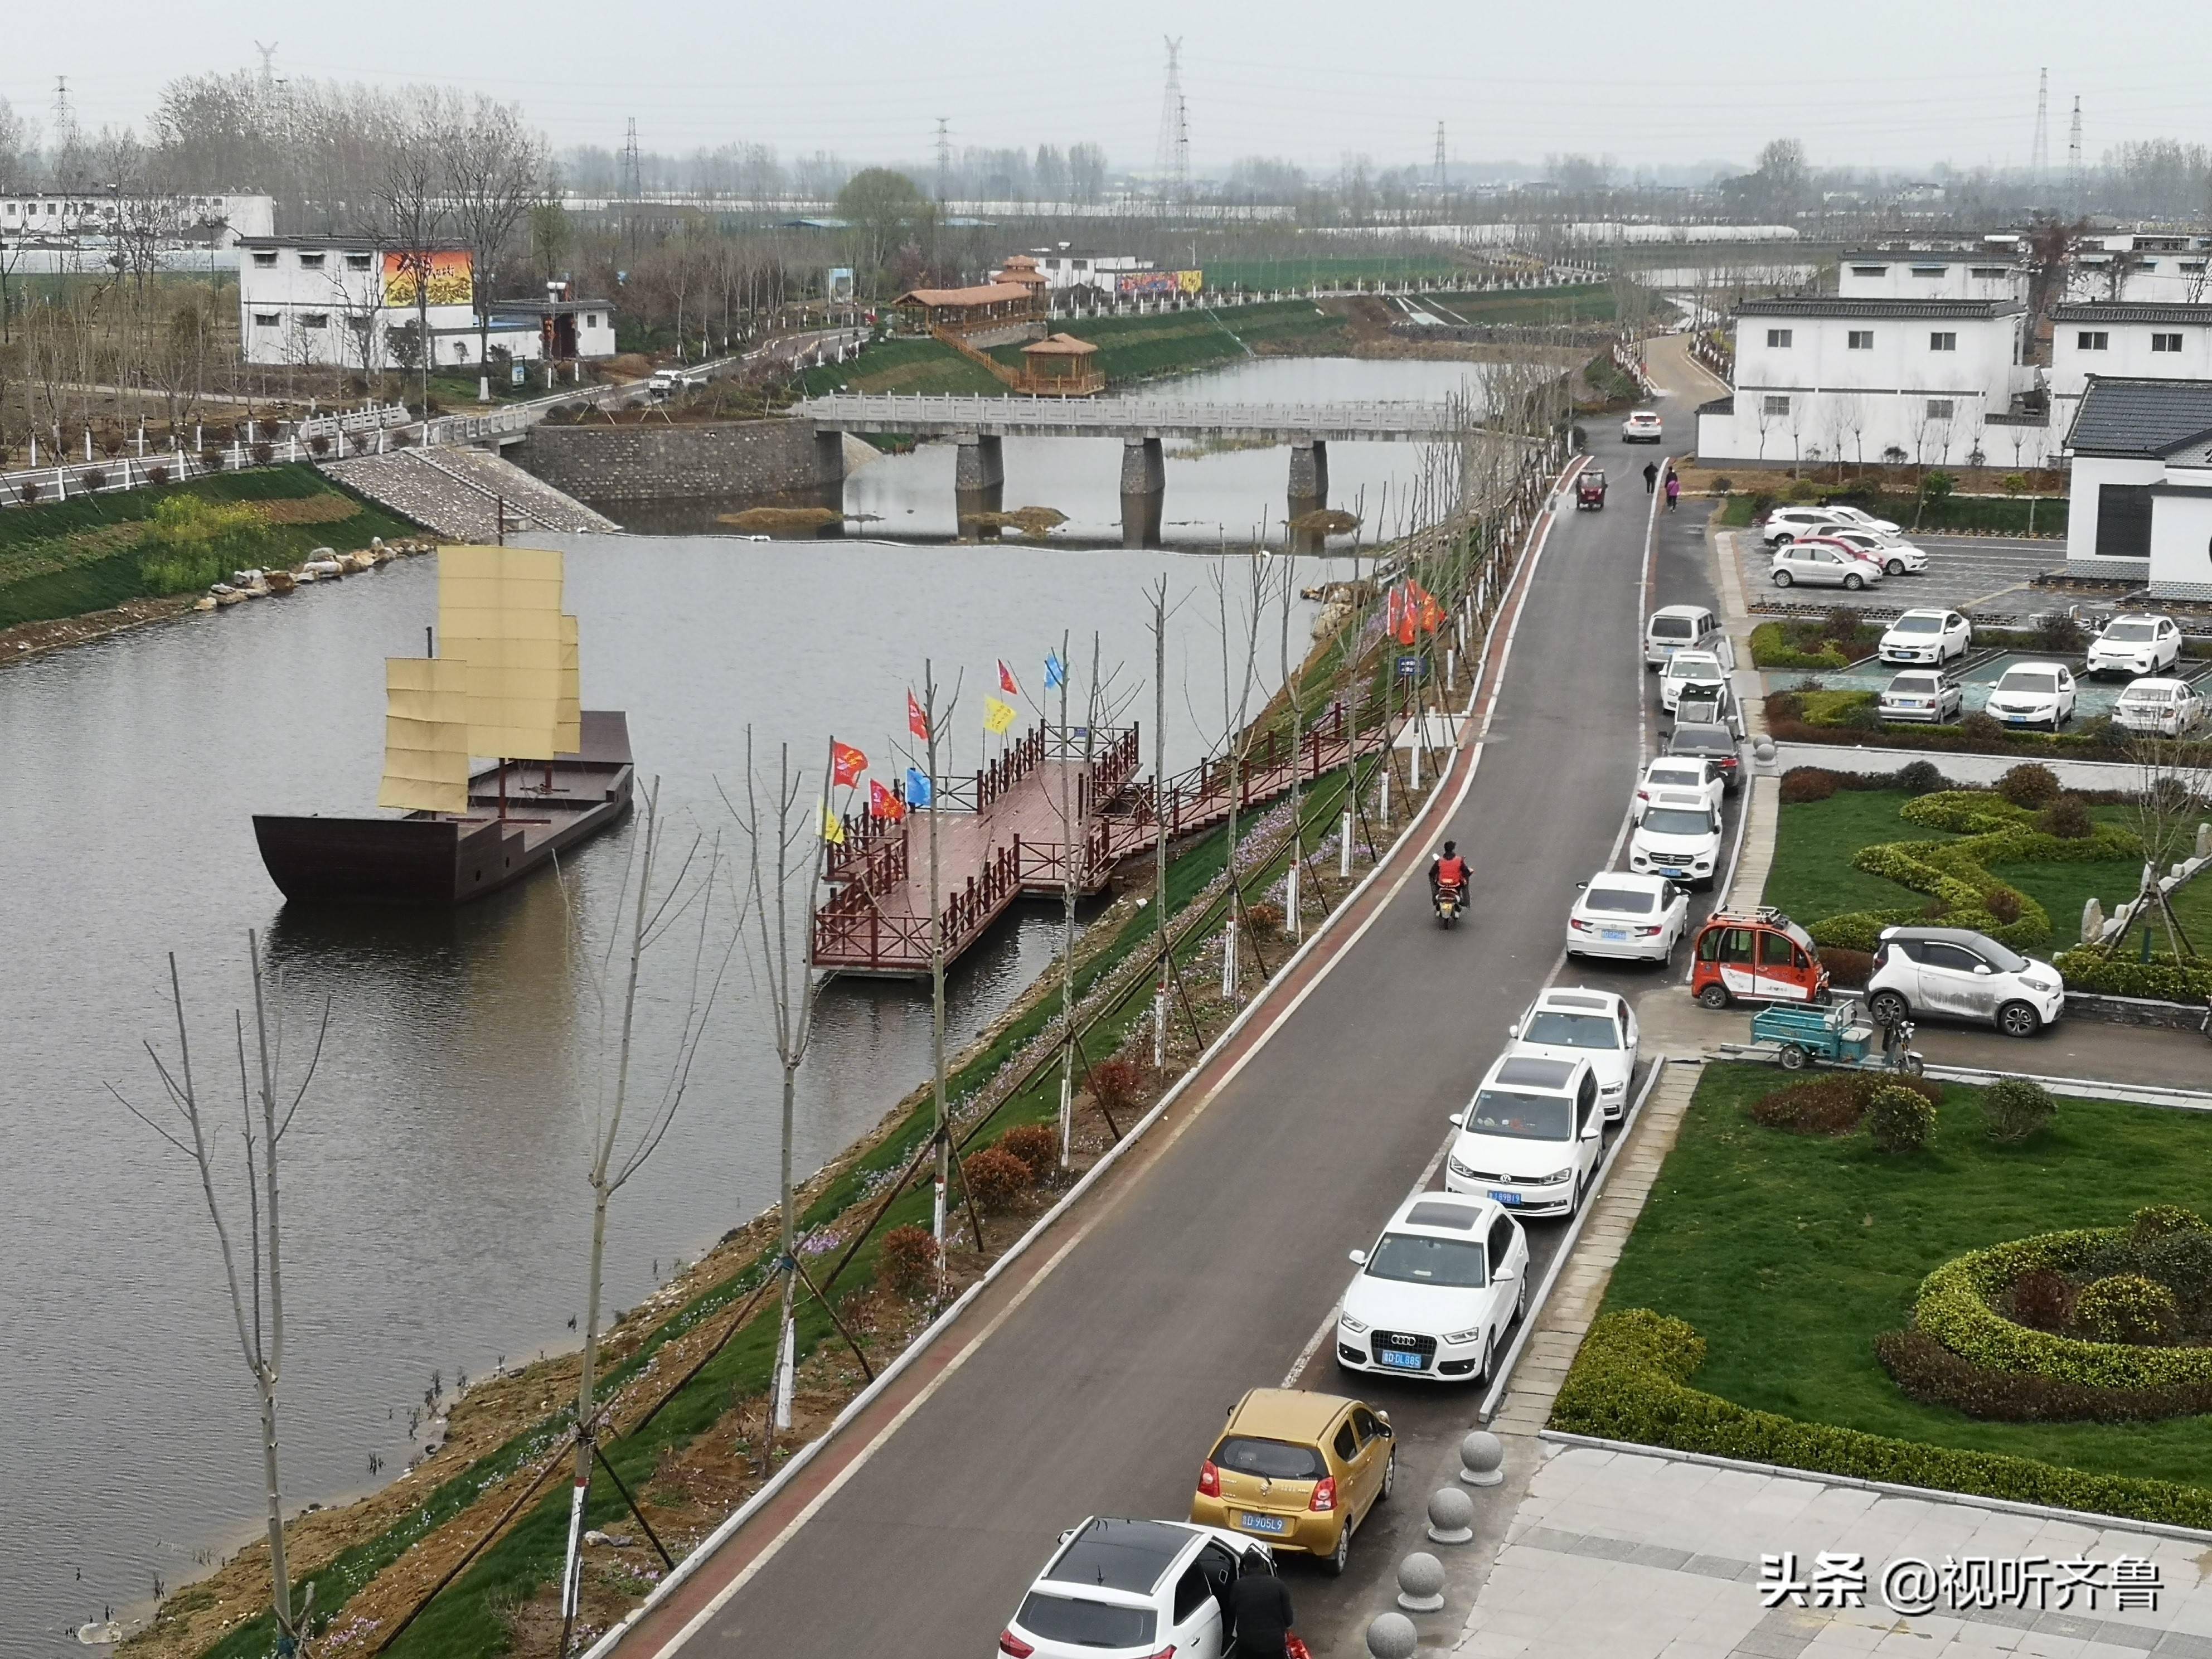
[436,545,565,760]
[376,657,471,814]
[556,613,581,755]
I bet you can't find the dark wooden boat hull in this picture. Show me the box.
[254,712,634,906]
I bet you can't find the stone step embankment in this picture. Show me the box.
[322,449,620,541]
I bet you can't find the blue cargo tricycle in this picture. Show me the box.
[1722,997,1924,1075]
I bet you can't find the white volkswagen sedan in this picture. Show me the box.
[1985,662,2077,730]
[1444,1053,1604,1219]
[1566,872,1690,964]
[1878,608,1972,664]
[1634,756,1724,821]
[1335,1191,1530,1385]
[998,1516,1270,1659]
[1510,988,1639,1121]
[1629,791,1725,891]
[2114,677,2208,737]
[1771,540,1885,590]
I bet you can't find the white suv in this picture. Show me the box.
[1629,790,1724,890]
[998,1517,1271,1659]
[2086,613,2184,678]
[1770,540,1885,590]
[1509,988,1639,1121]
[1336,1192,1530,1385]
[1622,410,1664,443]
[1985,661,2076,730]
[1761,506,1854,545]
[1634,756,1724,820]
[1867,925,2065,1039]
[1659,648,1730,713]
[1879,608,1972,664]
[1444,1053,1604,1217]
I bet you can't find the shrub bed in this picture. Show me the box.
[1874,1328,2212,1422]
[2053,948,2212,1000]
[1749,1072,1938,1136]
[1750,620,1850,671]
[1551,1310,2212,1526]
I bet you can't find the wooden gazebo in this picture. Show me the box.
[1013,333,1104,396]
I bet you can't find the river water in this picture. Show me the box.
[0,352,1483,1654]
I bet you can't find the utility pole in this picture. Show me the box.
[1434,122,1447,193]
[2067,97,2083,195]
[1155,37,1186,206]
[924,661,948,1270]
[2031,68,2049,181]
[934,118,953,205]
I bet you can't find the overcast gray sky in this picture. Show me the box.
[7,0,2212,178]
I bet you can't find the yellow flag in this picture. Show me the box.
[821,802,846,845]
[983,695,1017,735]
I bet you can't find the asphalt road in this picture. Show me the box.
[646,396,1709,1658]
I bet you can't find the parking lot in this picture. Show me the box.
[1730,526,2065,618]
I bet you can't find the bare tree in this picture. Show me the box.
[555,783,731,1652]
[109,937,332,1653]
[375,111,452,414]
[2102,735,2212,962]
[444,95,550,381]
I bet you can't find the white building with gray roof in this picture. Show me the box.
[2063,375,2212,596]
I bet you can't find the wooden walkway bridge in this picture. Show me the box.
[812,706,1398,977]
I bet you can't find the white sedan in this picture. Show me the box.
[1634,756,1724,821]
[1510,987,1639,1121]
[998,1517,1269,1659]
[1629,792,1725,891]
[1812,528,1928,575]
[1879,608,1972,664]
[1984,662,2077,730]
[1770,541,1884,590]
[1823,504,1903,535]
[2114,677,2208,737]
[1660,649,1730,713]
[1336,1191,1530,1385]
[1566,871,1691,963]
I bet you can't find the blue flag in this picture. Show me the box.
[1045,651,1066,690]
[905,767,934,808]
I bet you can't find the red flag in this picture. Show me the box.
[1384,584,1403,640]
[907,690,929,740]
[830,740,867,787]
[1393,584,1418,646]
[1410,580,1445,634]
[869,778,905,820]
[997,659,1022,697]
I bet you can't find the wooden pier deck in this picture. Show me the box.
[811,706,1399,977]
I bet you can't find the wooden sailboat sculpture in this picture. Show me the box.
[254,545,634,905]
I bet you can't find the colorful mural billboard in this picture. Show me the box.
[1116,269,1203,295]
[383,250,474,308]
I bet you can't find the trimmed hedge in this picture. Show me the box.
[1551,1309,2212,1527]
[1874,1328,2212,1423]
[1910,1222,2212,1390]
[1750,620,1849,671]
[1805,790,2140,953]
[2054,948,2212,1000]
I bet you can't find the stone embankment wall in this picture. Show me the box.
[513,419,855,504]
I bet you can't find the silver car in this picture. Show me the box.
[1878,670,1961,724]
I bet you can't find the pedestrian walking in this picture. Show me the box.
[1665,472,1681,512]
[1642,460,1658,494]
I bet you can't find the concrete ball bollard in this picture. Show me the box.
[1753,735,1777,764]
[1397,1550,1447,1613]
[1459,1429,1505,1487]
[1366,1610,1420,1659]
[1427,1484,1476,1544]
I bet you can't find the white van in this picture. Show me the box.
[1645,604,1720,671]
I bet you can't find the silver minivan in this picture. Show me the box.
[1644,604,1721,671]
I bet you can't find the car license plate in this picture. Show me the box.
[2001,713,2031,725]
[1600,928,1628,942]
[1379,1348,1426,1370]
[1488,1189,1521,1206]
[1239,1512,1291,1534]
[1659,867,1686,879]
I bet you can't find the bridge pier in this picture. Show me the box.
[1288,437,1328,507]
[1119,436,1165,550]
[954,433,1005,492]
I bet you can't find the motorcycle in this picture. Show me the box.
[1433,880,1466,928]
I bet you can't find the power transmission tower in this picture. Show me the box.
[620,118,644,201]
[934,118,952,203]
[2031,68,2049,180]
[1434,122,1447,192]
[255,41,279,92]
[2067,96,2082,190]
[52,76,75,146]
[1154,37,1186,203]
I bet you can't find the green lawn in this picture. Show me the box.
[1602,1064,2212,1490]
[1763,788,2209,953]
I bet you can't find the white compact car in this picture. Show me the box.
[1812,528,1928,575]
[1566,872,1691,964]
[1985,661,2076,730]
[2114,677,2208,736]
[1770,540,1885,590]
[2086,613,2184,678]
[1335,1191,1530,1385]
[1629,791,1724,891]
[1879,608,1972,664]
[1445,1054,1603,1217]
[1622,410,1664,443]
[1878,670,1962,724]
[1867,925,2065,1039]
[1635,756,1725,820]
[1509,988,1639,1121]
[1659,649,1730,714]
[997,1516,1271,1659]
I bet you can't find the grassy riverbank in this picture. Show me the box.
[0,467,419,631]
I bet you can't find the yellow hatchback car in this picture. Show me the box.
[1189,1388,1395,1575]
